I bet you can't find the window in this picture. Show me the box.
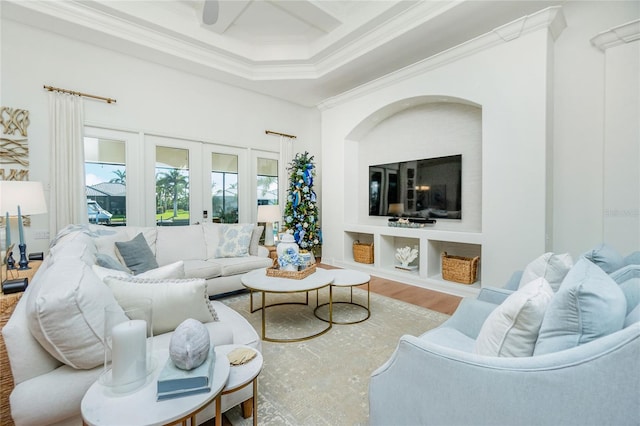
[84,137,126,225]
[257,157,278,206]
[211,153,238,223]
[156,146,190,226]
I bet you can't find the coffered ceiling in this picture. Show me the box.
[2,0,562,106]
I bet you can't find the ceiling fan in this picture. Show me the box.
[201,0,219,25]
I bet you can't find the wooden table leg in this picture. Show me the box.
[253,378,258,426]
[215,394,221,426]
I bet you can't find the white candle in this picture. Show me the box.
[17,206,24,245]
[5,212,11,248]
[111,320,147,387]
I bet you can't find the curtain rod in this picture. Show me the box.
[265,130,297,139]
[43,85,117,104]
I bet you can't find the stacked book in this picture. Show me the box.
[157,347,216,401]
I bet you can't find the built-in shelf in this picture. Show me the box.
[341,224,482,298]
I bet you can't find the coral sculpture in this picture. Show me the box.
[395,246,419,267]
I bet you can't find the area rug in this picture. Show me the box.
[218,288,449,425]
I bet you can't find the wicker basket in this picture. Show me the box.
[266,263,317,280]
[441,252,479,284]
[1,293,22,426]
[353,241,374,264]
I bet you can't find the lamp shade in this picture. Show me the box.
[257,205,281,223]
[0,181,48,216]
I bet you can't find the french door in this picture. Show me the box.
[146,136,255,226]
[85,128,279,228]
[84,126,145,227]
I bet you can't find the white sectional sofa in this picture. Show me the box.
[3,223,271,425]
[89,223,274,298]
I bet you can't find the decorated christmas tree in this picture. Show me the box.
[282,151,322,254]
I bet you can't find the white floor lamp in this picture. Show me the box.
[257,205,280,247]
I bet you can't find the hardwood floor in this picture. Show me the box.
[319,263,462,315]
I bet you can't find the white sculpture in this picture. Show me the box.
[395,246,419,267]
[169,318,211,370]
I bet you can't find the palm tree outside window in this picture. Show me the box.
[156,146,190,226]
[211,153,238,223]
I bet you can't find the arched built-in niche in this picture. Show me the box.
[344,96,482,233]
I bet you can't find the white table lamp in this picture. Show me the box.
[257,205,280,246]
[0,181,48,269]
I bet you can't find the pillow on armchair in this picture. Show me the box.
[583,243,626,274]
[518,252,573,292]
[475,277,554,357]
[534,257,627,355]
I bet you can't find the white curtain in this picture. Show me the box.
[48,91,88,233]
[278,135,295,208]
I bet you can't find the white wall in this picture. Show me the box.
[1,19,321,253]
[321,24,553,287]
[552,1,640,255]
[602,40,640,254]
[321,2,639,292]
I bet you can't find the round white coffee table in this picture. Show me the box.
[217,344,264,426]
[241,267,335,342]
[81,349,230,426]
[314,269,371,324]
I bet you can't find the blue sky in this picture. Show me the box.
[85,163,124,186]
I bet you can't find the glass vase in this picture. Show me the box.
[101,298,154,394]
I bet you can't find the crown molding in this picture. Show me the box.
[2,0,446,82]
[318,6,566,111]
[591,19,640,51]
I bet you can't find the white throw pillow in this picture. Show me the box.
[103,276,218,335]
[214,224,254,258]
[203,222,222,260]
[92,264,131,281]
[92,261,185,282]
[519,252,573,292]
[475,278,554,357]
[26,259,128,369]
[250,225,264,256]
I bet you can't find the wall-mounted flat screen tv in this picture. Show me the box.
[369,154,462,219]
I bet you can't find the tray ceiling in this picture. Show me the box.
[2,0,562,106]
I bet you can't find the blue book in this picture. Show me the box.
[157,384,212,401]
[157,347,215,395]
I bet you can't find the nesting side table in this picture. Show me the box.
[81,350,230,426]
[217,344,263,426]
[314,269,371,324]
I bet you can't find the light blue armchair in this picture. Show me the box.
[369,261,640,426]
